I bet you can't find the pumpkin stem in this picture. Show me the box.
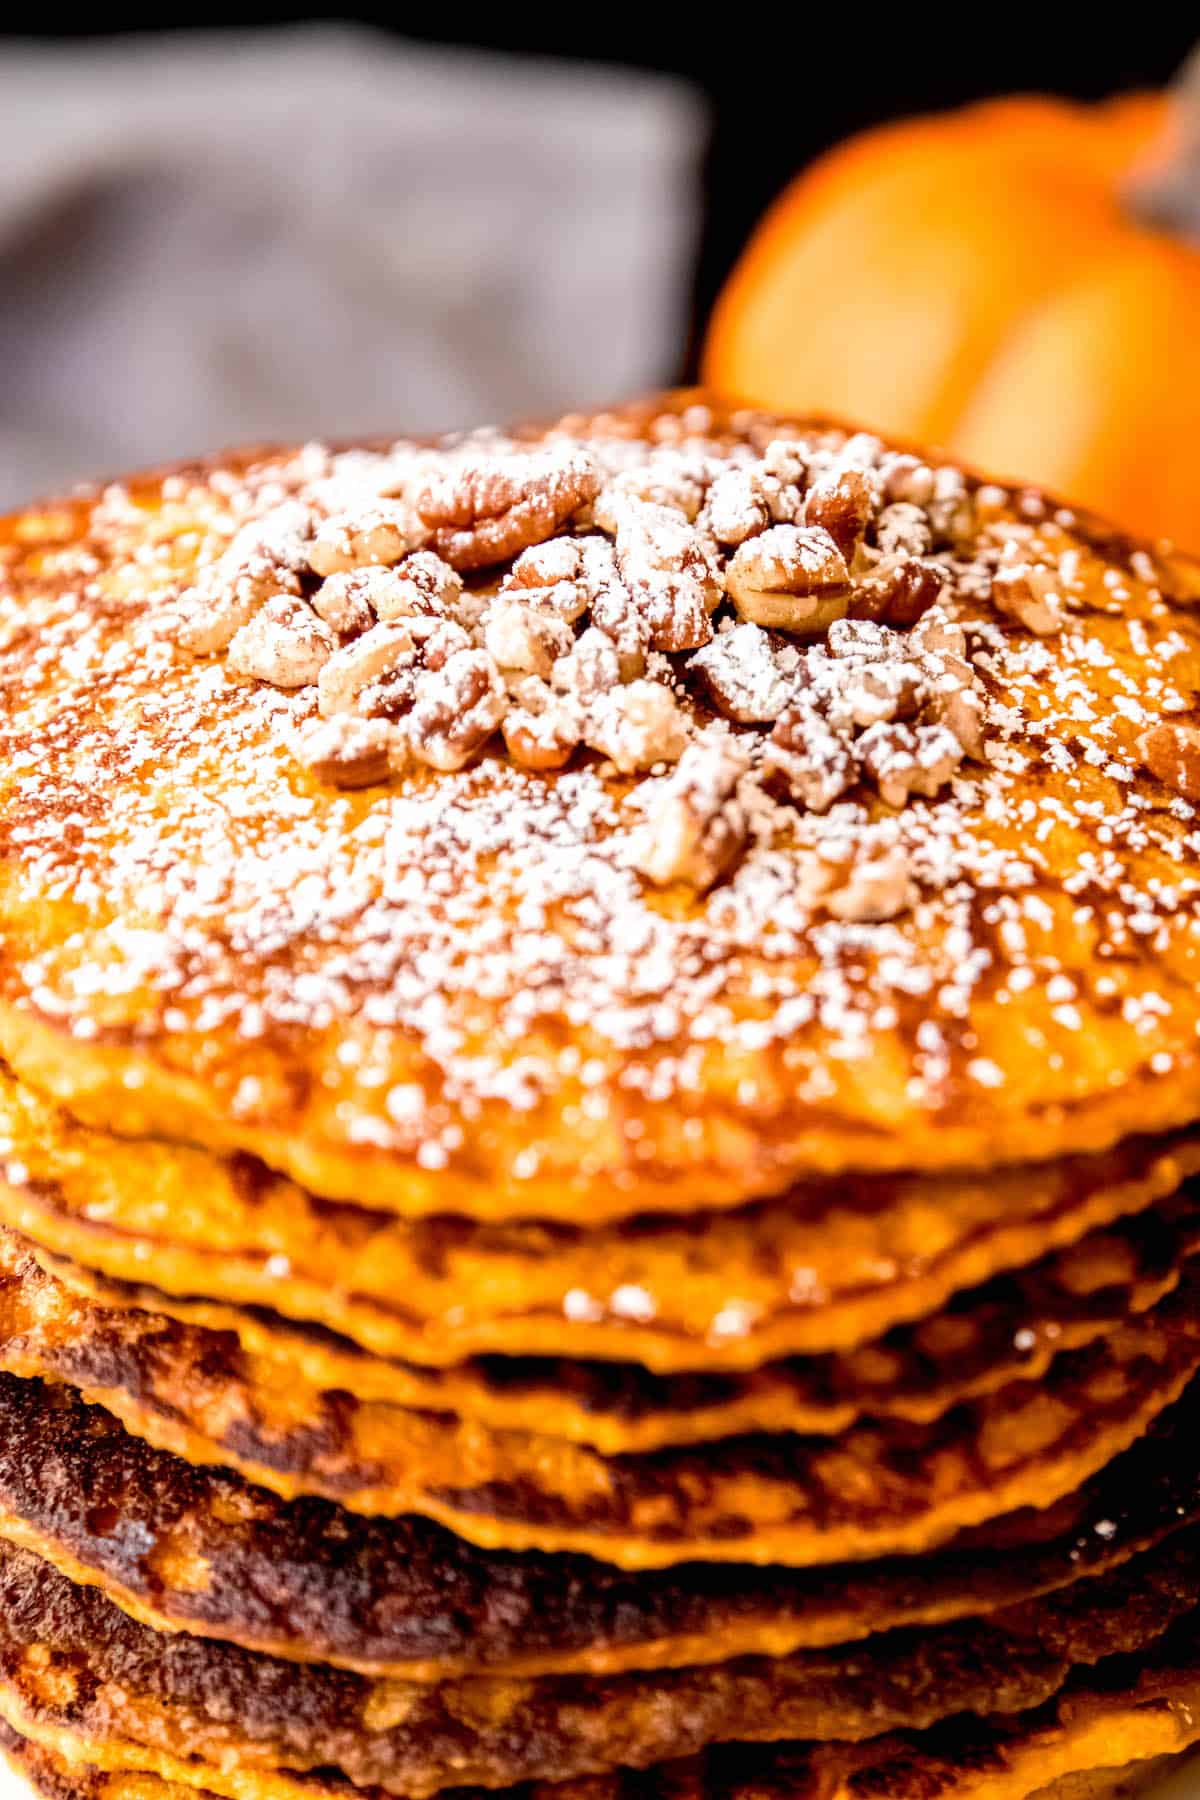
[1126,44,1200,242]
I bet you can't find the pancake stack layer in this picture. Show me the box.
[0,395,1199,1800]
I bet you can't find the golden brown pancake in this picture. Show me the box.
[7,1244,1200,1565]
[4,398,1200,1222]
[15,1187,1199,1455]
[4,1062,1198,1372]
[6,1623,1200,1800]
[0,1370,1198,1680]
[0,1530,1198,1794]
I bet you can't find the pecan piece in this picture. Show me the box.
[875,502,933,559]
[309,571,378,636]
[406,648,507,771]
[584,680,689,773]
[226,596,335,689]
[594,461,706,529]
[1138,722,1200,803]
[849,556,943,628]
[504,539,590,622]
[367,551,469,625]
[317,622,417,718]
[308,503,421,577]
[552,626,624,700]
[725,525,850,633]
[502,678,582,771]
[689,623,799,723]
[705,468,771,547]
[294,714,400,789]
[416,446,601,571]
[825,844,916,923]
[992,564,1066,636]
[484,599,574,679]
[804,469,873,561]
[764,701,856,813]
[632,734,750,890]
[173,501,313,653]
[858,720,963,807]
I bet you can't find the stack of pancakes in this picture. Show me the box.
[0,394,1199,1800]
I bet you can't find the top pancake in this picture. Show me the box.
[3,394,1200,1222]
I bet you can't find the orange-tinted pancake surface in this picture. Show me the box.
[1,1371,1199,1679]
[0,1531,1198,1794]
[4,396,1200,1221]
[9,1234,1200,1565]
[16,1188,1198,1453]
[4,1062,1197,1372]
[6,1624,1200,1800]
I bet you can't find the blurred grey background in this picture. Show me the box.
[0,30,704,505]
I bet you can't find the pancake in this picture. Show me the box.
[4,397,1200,1223]
[6,1245,1200,1564]
[17,1185,1200,1455]
[4,1063,1198,1373]
[7,1622,1200,1800]
[0,1370,1198,1679]
[0,1737,1192,1800]
[0,1528,1198,1795]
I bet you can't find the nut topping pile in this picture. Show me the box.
[165,416,1001,895]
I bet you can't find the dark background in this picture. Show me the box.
[5,12,1196,371]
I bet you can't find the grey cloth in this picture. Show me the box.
[0,30,703,506]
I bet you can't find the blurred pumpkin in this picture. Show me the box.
[703,53,1200,548]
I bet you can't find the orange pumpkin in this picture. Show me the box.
[703,59,1200,549]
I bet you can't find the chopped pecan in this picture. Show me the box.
[874,502,933,559]
[817,652,928,732]
[825,617,895,661]
[368,551,468,624]
[410,617,473,671]
[927,466,975,545]
[924,663,988,759]
[317,622,418,718]
[172,580,266,656]
[804,469,873,561]
[405,648,507,771]
[616,501,722,607]
[593,460,706,529]
[504,539,590,622]
[764,701,857,813]
[705,469,771,547]
[632,734,750,890]
[992,564,1066,636]
[552,626,624,700]
[584,680,690,773]
[502,677,582,770]
[226,596,335,689]
[416,445,601,571]
[849,556,943,628]
[600,499,722,653]
[909,610,968,659]
[725,525,850,633]
[307,503,420,577]
[689,622,799,723]
[760,439,808,486]
[825,844,916,922]
[858,719,964,807]
[881,454,935,509]
[484,599,573,679]
[1138,722,1200,803]
[173,502,312,653]
[309,571,377,636]
[293,714,400,789]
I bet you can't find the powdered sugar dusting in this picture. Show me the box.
[2,399,1200,1206]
